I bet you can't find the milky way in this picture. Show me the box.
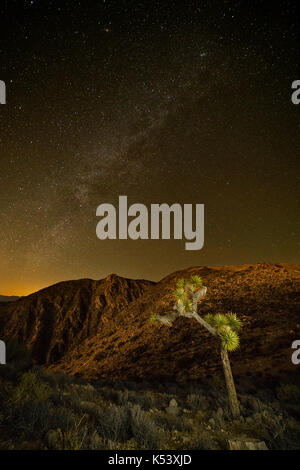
[0,1,299,294]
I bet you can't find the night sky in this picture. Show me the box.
[0,1,299,295]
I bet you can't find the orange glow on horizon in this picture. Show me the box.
[1,284,46,297]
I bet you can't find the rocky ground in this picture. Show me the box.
[0,351,300,450]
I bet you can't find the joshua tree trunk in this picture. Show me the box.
[220,345,240,418]
[192,312,240,418]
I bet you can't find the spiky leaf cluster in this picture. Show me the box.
[225,312,242,331]
[190,275,203,289]
[175,287,185,299]
[174,276,204,311]
[204,312,241,351]
[176,279,187,289]
[150,314,157,324]
[218,326,240,351]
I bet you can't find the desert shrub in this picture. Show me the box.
[186,393,209,411]
[49,384,96,412]
[43,370,81,389]
[117,389,156,411]
[58,383,97,406]
[57,389,82,411]
[96,404,131,443]
[8,399,54,439]
[76,384,96,402]
[189,432,217,450]
[132,391,155,410]
[0,378,13,407]
[0,338,32,379]
[255,386,276,404]
[153,412,192,433]
[232,408,287,450]
[99,386,119,404]
[240,394,261,414]
[56,416,89,450]
[11,370,50,406]
[255,410,287,449]
[10,402,82,448]
[116,389,129,406]
[49,406,76,432]
[211,406,231,426]
[276,384,300,405]
[2,369,300,450]
[130,405,162,449]
[3,369,52,440]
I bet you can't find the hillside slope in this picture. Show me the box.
[1,263,299,382]
[53,263,300,382]
[0,275,154,364]
[0,295,20,303]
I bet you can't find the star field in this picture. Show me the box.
[0,1,299,295]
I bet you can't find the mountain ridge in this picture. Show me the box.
[1,263,299,382]
[0,295,20,303]
[0,275,154,364]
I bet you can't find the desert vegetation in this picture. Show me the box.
[0,339,299,450]
[152,275,242,417]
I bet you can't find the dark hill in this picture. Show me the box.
[0,275,153,364]
[1,264,299,382]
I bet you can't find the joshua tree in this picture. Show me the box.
[150,275,241,418]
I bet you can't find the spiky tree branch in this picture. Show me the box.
[152,276,240,351]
